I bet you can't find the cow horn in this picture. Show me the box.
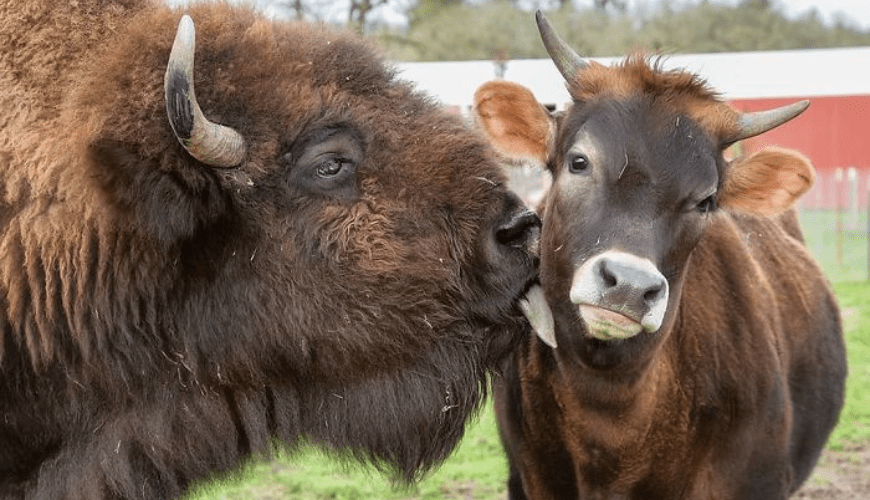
[536,10,588,82]
[728,100,810,143]
[164,15,246,168]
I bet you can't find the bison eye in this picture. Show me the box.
[568,154,589,174]
[316,157,354,178]
[288,126,364,200]
[696,194,717,214]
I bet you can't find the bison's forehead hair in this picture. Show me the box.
[567,56,740,140]
[74,3,398,131]
[74,2,499,180]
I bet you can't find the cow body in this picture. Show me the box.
[474,13,846,500]
[0,2,543,498]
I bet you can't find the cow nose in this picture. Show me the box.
[571,251,669,333]
[496,208,541,250]
[597,257,667,308]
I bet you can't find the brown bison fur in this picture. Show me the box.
[473,22,846,500]
[0,1,543,498]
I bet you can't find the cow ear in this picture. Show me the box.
[719,147,814,215]
[473,81,555,166]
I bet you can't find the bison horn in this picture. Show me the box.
[164,15,246,168]
[536,10,588,82]
[728,100,810,143]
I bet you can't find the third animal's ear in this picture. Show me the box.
[719,146,815,216]
[473,81,555,166]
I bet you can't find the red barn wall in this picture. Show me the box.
[729,95,870,209]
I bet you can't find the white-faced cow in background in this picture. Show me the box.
[0,1,546,499]
[473,11,846,500]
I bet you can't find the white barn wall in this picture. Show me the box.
[396,46,870,111]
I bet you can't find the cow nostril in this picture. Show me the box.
[643,285,664,303]
[598,262,618,288]
[496,210,541,247]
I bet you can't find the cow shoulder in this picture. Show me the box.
[473,81,554,164]
[719,147,814,216]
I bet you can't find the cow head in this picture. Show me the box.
[473,12,813,370]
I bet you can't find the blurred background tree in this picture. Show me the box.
[244,0,870,60]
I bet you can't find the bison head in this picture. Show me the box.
[0,2,541,496]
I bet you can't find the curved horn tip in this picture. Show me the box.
[535,10,556,44]
[535,10,587,82]
[779,99,810,117]
[171,15,195,60]
[795,99,810,114]
[732,99,811,143]
[535,10,555,32]
[178,14,194,36]
[164,13,247,168]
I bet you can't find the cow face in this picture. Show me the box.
[546,98,717,345]
[473,12,813,370]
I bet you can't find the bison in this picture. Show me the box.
[0,1,546,498]
[472,12,847,500]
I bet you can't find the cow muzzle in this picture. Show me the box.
[570,251,668,341]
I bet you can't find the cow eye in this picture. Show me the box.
[696,194,717,214]
[568,154,589,174]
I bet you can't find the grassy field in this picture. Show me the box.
[184,409,510,500]
[829,281,870,448]
[799,208,869,283]
[799,209,870,448]
[185,210,870,500]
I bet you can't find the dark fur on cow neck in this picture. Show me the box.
[497,210,844,499]
[0,1,540,498]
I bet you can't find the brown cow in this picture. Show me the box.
[472,12,846,500]
[0,1,546,499]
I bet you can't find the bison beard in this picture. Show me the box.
[3,341,494,498]
[0,1,542,499]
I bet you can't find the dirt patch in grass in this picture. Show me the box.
[794,444,870,500]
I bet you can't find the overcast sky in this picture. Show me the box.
[688,0,870,29]
[164,0,870,30]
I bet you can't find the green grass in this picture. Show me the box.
[800,208,870,447]
[184,406,509,500]
[184,211,870,499]
[828,281,870,448]
[799,208,869,283]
